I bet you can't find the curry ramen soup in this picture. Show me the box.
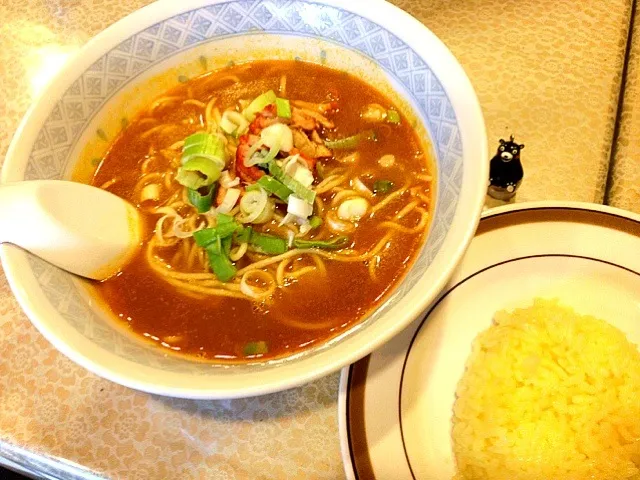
[91,60,433,362]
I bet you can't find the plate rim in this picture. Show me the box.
[338,200,640,479]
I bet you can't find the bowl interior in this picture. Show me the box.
[1,0,479,397]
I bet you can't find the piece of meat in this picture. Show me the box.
[215,186,228,207]
[248,104,278,134]
[311,130,323,144]
[289,147,317,171]
[291,108,317,131]
[292,107,335,129]
[291,100,339,114]
[235,134,265,183]
[292,129,332,161]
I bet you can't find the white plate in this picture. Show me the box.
[338,201,640,479]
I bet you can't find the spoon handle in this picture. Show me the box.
[0,180,140,280]
[0,182,42,245]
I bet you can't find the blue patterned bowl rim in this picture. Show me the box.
[1,0,487,398]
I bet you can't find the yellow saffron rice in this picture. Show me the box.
[452,299,640,480]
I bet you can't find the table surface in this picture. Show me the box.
[0,0,636,478]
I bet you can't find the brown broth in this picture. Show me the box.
[91,60,432,362]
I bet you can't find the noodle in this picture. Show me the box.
[168,140,185,151]
[331,189,360,206]
[315,173,349,194]
[287,265,316,281]
[163,277,245,298]
[99,178,119,190]
[133,172,163,193]
[137,118,158,128]
[370,184,409,214]
[396,200,419,220]
[140,124,180,141]
[184,99,207,108]
[314,195,325,216]
[276,258,291,286]
[148,96,182,114]
[205,96,218,130]
[311,254,327,276]
[293,107,334,128]
[278,316,342,331]
[201,74,241,90]
[379,208,430,234]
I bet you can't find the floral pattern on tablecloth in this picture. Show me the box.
[0,0,634,478]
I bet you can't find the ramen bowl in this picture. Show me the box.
[1,0,487,398]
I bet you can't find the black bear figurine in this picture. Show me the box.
[488,136,524,201]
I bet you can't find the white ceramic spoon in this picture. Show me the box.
[0,180,142,280]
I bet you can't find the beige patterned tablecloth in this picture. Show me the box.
[608,1,640,214]
[0,0,632,478]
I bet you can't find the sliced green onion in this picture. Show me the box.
[246,140,267,166]
[220,110,249,136]
[193,224,240,248]
[245,183,262,192]
[238,187,274,224]
[206,244,236,282]
[261,123,293,153]
[245,149,269,168]
[182,132,227,169]
[217,187,241,214]
[262,138,281,164]
[235,226,252,244]
[187,184,216,213]
[293,236,349,250]
[324,130,377,150]
[276,98,291,119]
[243,90,277,121]
[386,109,401,124]
[257,175,293,202]
[249,231,288,255]
[373,180,394,194]
[183,132,211,150]
[175,157,222,190]
[217,213,236,225]
[309,216,323,229]
[222,235,232,256]
[268,161,316,204]
[243,341,268,356]
[287,195,313,218]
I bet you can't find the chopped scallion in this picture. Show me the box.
[243,90,277,121]
[257,175,293,202]
[293,236,349,250]
[268,161,316,204]
[217,213,236,225]
[249,231,288,255]
[193,223,240,248]
[386,109,401,124]
[235,226,252,243]
[243,341,268,356]
[187,185,216,213]
[175,156,222,190]
[373,180,394,194]
[309,216,323,229]
[206,245,236,282]
[181,132,227,169]
[220,110,249,136]
[324,130,377,150]
[275,97,291,119]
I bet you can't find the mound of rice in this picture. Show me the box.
[452,298,640,480]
